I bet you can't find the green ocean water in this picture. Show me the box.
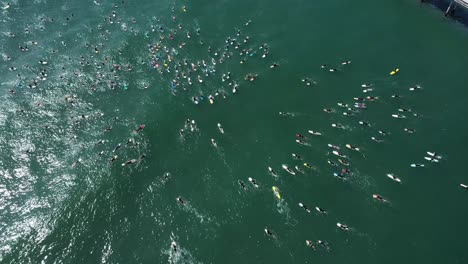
[1,0,468,263]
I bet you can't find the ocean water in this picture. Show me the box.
[1,0,468,263]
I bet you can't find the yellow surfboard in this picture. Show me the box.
[390,68,399,75]
[272,186,281,199]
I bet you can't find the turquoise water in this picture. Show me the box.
[1,0,468,263]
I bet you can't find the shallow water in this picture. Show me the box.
[1,0,468,263]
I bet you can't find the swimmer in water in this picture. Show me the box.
[171,241,177,252]
[292,153,302,160]
[404,128,416,134]
[371,137,383,143]
[71,158,82,168]
[268,167,278,177]
[341,60,351,65]
[270,63,279,68]
[303,163,312,169]
[337,223,350,231]
[411,163,425,168]
[323,108,334,113]
[299,203,311,213]
[121,159,137,166]
[361,84,373,88]
[135,124,145,133]
[248,177,259,188]
[398,108,411,112]
[238,180,246,189]
[177,196,185,205]
[373,194,387,202]
[328,160,337,166]
[391,94,402,98]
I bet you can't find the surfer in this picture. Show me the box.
[295,165,305,174]
[282,164,296,175]
[296,139,307,145]
[109,155,118,163]
[292,153,302,160]
[373,194,387,202]
[135,124,145,133]
[177,196,185,205]
[308,130,321,136]
[315,206,327,214]
[332,123,344,129]
[296,133,305,139]
[248,177,259,188]
[337,223,350,231]
[299,203,311,213]
[305,240,316,250]
[217,123,224,134]
[358,121,371,127]
[346,144,360,151]
[211,138,217,147]
[112,143,121,152]
[238,180,246,189]
[121,159,137,166]
[338,159,349,166]
[268,167,278,177]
